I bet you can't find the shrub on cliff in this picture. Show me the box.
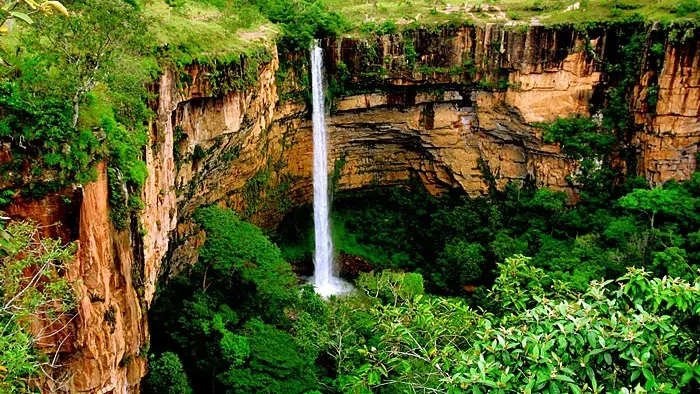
[0,220,77,392]
[253,0,347,52]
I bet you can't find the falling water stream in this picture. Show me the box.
[310,40,352,297]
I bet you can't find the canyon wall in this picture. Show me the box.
[2,22,698,393]
[6,164,148,393]
[153,23,700,284]
[633,36,700,184]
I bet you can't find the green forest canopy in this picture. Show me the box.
[148,198,700,393]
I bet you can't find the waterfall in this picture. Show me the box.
[310,40,351,297]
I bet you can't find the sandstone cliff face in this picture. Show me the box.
[634,38,700,184]
[7,163,147,394]
[267,26,600,204]
[4,23,699,393]
[142,50,281,280]
[151,25,611,278]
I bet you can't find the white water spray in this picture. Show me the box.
[310,40,352,297]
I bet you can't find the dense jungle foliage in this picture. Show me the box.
[277,167,700,296]
[150,111,700,393]
[149,192,700,393]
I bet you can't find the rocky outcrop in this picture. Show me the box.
[634,38,700,184]
[3,22,699,393]
[7,163,147,393]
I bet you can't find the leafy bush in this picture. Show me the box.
[673,0,700,16]
[103,116,148,229]
[339,256,700,393]
[542,116,616,160]
[145,352,192,394]
[356,270,425,304]
[150,207,326,393]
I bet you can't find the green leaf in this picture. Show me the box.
[557,336,567,350]
[680,371,693,386]
[368,370,381,385]
[9,11,33,24]
[586,366,598,391]
[549,382,561,394]
[555,375,575,383]
[524,378,536,393]
[481,380,498,388]
[631,369,641,382]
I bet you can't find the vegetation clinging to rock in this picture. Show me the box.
[0,220,77,392]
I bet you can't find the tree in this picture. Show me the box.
[490,231,528,262]
[652,246,697,280]
[217,320,319,394]
[431,240,485,294]
[335,271,478,393]
[31,0,148,128]
[542,116,616,160]
[525,188,567,213]
[355,270,424,305]
[150,207,326,393]
[619,187,691,229]
[145,352,192,394]
[0,219,76,393]
[193,206,298,322]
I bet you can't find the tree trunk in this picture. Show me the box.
[72,92,81,129]
[72,79,96,129]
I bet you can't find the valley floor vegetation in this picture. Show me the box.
[148,159,700,393]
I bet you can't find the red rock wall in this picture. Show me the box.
[7,163,147,393]
[634,39,700,184]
